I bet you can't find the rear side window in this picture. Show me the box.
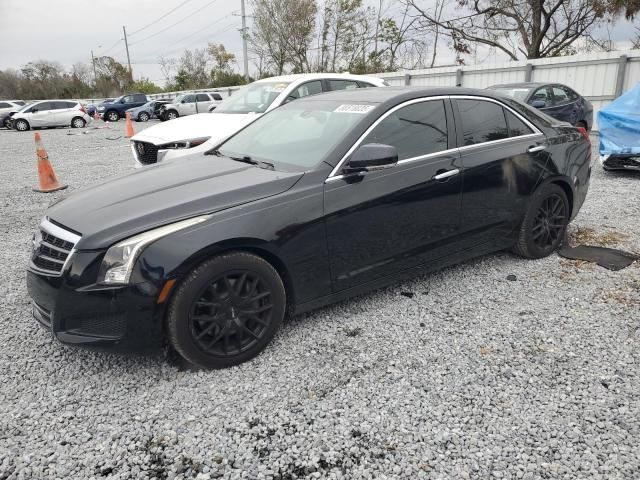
[328,80,359,91]
[456,99,509,146]
[0,102,10,108]
[505,110,533,137]
[362,100,448,160]
[196,94,210,102]
[133,94,146,102]
[15,101,26,106]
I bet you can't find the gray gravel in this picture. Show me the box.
[0,124,639,480]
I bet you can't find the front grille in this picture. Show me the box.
[30,219,80,276]
[133,141,159,165]
[66,312,127,338]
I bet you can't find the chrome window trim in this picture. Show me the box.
[28,217,81,277]
[326,95,544,182]
[327,96,449,180]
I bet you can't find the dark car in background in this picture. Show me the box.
[98,93,148,121]
[87,98,114,117]
[26,87,591,369]
[487,83,593,130]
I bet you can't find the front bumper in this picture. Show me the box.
[26,251,167,351]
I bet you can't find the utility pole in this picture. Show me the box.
[90,50,98,86]
[122,25,133,82]
[240,0,249,81]
[373,0,383,62]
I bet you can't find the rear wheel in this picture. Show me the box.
[15,119,29,131]
[138,111,150,122]
[512,183,569,259]
[71,117,86,128]
[167,252,286,369]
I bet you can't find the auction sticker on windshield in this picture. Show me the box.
[334,104,375,114]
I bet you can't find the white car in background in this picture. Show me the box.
[0,100,26,115]
[10,100,91,131]
[131,73,387,166]
[160,92,224,120]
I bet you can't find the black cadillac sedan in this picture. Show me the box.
[27,87,592,369]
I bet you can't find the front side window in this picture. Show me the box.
[361,100,448,160]
[288,81,323,101]
[530,87,551,106]
[551,86,570,105]
[0,102,10,108]
[33,102,51,112]
[456,99,509,146]
[216,99,374,171]
[182,94,196,103]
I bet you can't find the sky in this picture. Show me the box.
[0,0,638,86]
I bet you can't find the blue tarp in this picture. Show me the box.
[598,82,640,156]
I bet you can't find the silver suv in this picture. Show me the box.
[11,100,91,131]
[161,92,223,120]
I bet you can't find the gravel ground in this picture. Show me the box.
[0,123,639,480]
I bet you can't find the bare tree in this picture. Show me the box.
[406,0,640,60]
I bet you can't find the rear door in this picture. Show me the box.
[324,98,463,291]
[453,97,548,248]
[52,101,76,126]
[195,93,211,113]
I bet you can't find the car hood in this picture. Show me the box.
[131,112,259,145]
[47,154,303,250]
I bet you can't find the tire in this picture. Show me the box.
[166,110,179,120]
[512,183,570,259]
[167,252,286,369]
[71,117,86,128]
[14,119,29,131]
[3,118,11,129]
[138,111,150,122]
[105,110,119,122]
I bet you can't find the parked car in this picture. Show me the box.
[10,100,91,131]
[27,87,591,369]
[131,73,387,166]
[0,100,26,116]
[98,93,148,121]
[598,83,640,171]
[127,99,172,122]
[159,92,223,121]
[487,82,593,130]
[87,98,114,117]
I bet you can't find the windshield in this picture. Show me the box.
[489,87,532,101]
[215,81,291,114]
[216,99,376,171]
[18,103,34,112]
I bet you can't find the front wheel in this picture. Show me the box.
[3,118,11,129]
[166,110,179,120]
[138,111,150,122]
[167,252,286,369]
[14,119,29,131]
[512,183,569,259]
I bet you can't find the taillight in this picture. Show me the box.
[577,126,589,142]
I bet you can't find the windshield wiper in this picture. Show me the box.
[207,149,274,170]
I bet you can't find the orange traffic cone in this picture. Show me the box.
[33,133,67,193]
[125,112,135,138]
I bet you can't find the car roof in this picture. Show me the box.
[295,86,516,104]
[255,72,385,85]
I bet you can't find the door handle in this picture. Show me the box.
[528,145,546,153]
[433,168,460,181]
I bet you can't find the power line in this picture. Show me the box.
[128,0,196,36]
[100,38,123,56]
[129,0,220,46]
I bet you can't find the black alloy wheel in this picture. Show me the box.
[167,252,286,369]
[513,183,569,259]
[106,110,119,122]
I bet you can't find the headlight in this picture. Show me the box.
[159,137,210,150]
[98,106,105,112]
[99,215,211,284]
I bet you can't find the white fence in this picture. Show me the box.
[374,50,640,131]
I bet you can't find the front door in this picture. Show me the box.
[30,102,53,127]
[324,98,464,291]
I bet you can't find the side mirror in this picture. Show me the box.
[344,143,398,173]
[531,100,546,108]
[31,108,38,113]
